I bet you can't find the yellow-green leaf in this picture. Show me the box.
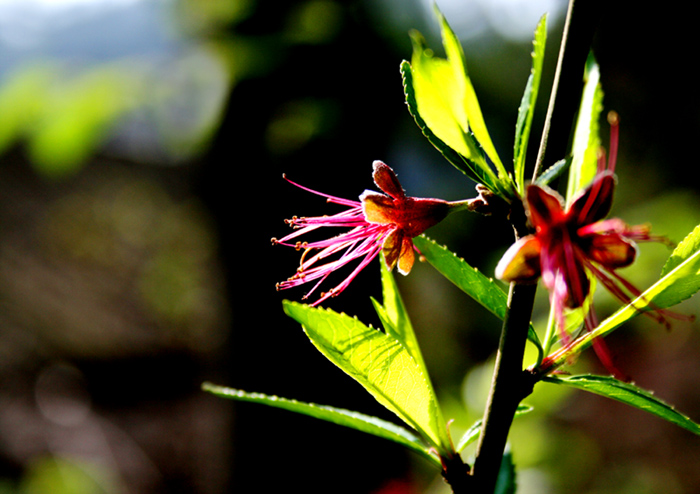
[283,300,452,454]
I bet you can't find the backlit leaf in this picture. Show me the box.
[566,53,603,203]
[283,300,452,454]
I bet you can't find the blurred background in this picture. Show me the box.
[1,0,700,493]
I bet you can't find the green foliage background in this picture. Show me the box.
[1,1,700,493]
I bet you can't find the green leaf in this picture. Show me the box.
[495,450,517,494]
[436,10,506,178]
[282,300,452,454]
[544,374,700,435]
[202,383,441,466]
[661,223,700,276]
[566,53,603,203]
[514,14,547,194]
[455,405,533,452]
[401,60,500,194]
[371,257,428,376]
[534,158,570,187]
[413,236,542,350]
[402,7,514,199]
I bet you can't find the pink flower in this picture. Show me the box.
[273,161,468,306]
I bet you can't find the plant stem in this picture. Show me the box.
[468,0,602,492]
[470,279,537,493]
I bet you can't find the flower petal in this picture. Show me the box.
[396,236,415,275]
[495,235,542,282]
[526,184,565,232]
[372,160,406,200]
[583,233,637,269]
[560,235,590,308]
[569,171,616,225]
[361,191,396,224]
[382,228,403,271]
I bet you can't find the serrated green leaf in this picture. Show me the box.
[661,223,700,276]
[413,235,542,350]
[282,300,452,454]
[436,9,506,179]
[371,258,428,375]
[566,53,603,203]
[401,60,500,194]
[534,158,570,187]
[544,374,700,435]
[201,383,441,466]
[514,14,547,193]
[455,404,533,452]
[402,7,515,200]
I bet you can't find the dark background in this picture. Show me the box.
[1,1,699,493]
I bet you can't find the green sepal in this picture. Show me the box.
[201,383,441,466]
[534,158,570,187]
[543,374,700,436]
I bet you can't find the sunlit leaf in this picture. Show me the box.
[401,60,499,193]
[402,7,514,199]
[544,374,700,435]
[201,383,441,466]
[661,223,700,276]
[436,9,505,178]
[514,14,547,193]
[566,53,603,203]
[413,236,542,350]
[282,300,452,454]
[372,257,428,375]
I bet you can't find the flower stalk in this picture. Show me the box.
[468,0,602,491]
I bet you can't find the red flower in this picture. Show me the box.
[273,161,469,306]
[495,113,678,338]
[495,170,658,333]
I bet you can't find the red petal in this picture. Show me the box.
[560,236,590,308]
[526,184,565,232]
[569,171,616,225]
[495,235,542,282]
[382,229,415,275]
[372,161,406,200]
[584,233,637,269]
